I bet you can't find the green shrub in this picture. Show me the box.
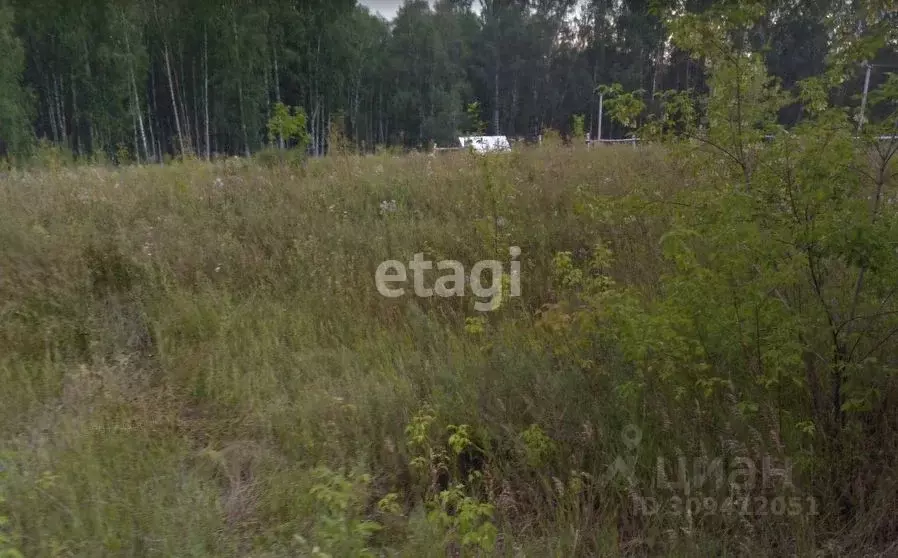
[255,145,307,168]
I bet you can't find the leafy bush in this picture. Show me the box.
[571,114,586,141]
[267,101,311,152]
[255,145,307,168]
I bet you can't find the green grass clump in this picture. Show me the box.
[1,144,896,556]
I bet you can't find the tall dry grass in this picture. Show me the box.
[0,145,890,556]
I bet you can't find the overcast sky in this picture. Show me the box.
[358,0,406,20]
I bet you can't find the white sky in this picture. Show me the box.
[359,1,576,23]
[358,0,407,20]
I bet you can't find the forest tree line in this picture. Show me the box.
[0,0,895,161]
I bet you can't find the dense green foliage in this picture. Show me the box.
[0,0,895,160]
[0,2,31,160]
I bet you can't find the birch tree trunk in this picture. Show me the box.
[272,41,283,149]
[71,73,81,157]
[263,46,270,147]
[192,60,200,155]
[147,95,157,162]
[353,73,361,150]
[378,85,384,145]
[176,45,192,152]
[233,15,251,157]
[204,26,210,160]
[163,43,186,156]
[311,94,319,156]
[55,74,67,146]
[46,77,59,143]
[149,67,160,161]
[123,24,149,162]
[131,96,140,163]
[238,77,249,156]
[82,38,94,155]
[132,70,149,162]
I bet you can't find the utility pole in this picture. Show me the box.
[858,62,872,133]
[597,92,604,143]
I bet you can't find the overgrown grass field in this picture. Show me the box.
[1,144,897,557]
